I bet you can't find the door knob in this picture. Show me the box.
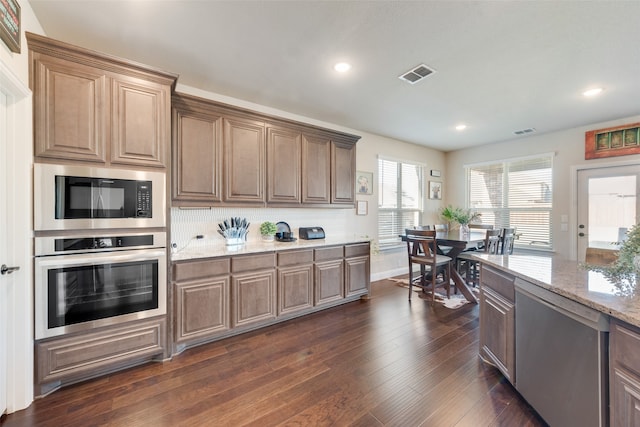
[578,224,585,229]
[1,264,20,275]
[578,232,585,237]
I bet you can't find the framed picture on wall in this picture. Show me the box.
[356,171,373,195]
[429,181,442,200]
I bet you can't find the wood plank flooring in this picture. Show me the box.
[3,278,547,426]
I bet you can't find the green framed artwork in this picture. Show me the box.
[585,122,640,159]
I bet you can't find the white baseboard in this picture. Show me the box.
[371,267,409,282]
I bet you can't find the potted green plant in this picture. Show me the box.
[440,205,481,233]
[259,221,277,241]
[583,223,640,296]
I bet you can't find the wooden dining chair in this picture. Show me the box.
[405,229,452,301]
[433,224,449,233]
[499,228,516,254]
[457,229,501,287]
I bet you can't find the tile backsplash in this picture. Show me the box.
[171,207,357,251]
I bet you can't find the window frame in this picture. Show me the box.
[465,153,554,251]
[377,156,425,248]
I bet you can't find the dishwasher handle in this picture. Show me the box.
[515,278,609,332]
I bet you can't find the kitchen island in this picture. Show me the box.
[170,237,371,354]
[475,252,640,427]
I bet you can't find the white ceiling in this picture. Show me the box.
[28,0,640,152]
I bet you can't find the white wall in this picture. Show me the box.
[0,0,45,413]
[446,114,640,259]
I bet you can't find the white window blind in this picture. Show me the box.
[378,158,423,245]
[467,154,553,250]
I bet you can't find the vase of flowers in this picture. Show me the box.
[440,205,481,238]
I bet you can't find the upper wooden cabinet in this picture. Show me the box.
[27,32,177,169]
[223,116,266,204]
[267,126,302,204]
[170,92,360,207]
[172,94,223,205]
[301,133,331,204]
[331,141,356,205]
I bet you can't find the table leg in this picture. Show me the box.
[451,268,477,304]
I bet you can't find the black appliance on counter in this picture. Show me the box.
[299,227,325,240]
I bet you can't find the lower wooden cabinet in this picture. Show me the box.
[171,242,370,352]
[345,243,371,298]
[479,265,516,384]
[315,259,344,306]
[35,317,166,396]
[277,250,314,316]
[174,277,230,343]
[232,269,277,328]
[610,318,640,426]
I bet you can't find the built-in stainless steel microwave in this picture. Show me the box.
[34,163,166,231]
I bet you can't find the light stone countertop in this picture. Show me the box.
[171,236,371,262]
[474,252,640,329]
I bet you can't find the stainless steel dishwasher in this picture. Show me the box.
[515,278,609,427]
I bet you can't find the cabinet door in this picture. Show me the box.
[278,264,313,316]
[610,320,640,426]
[331,142,355,205]
[32,54,108,163]
[479,286,515,383]
[314,260,344,306]
[301,134,331,204]
[267,126,301,204]
[345,256,370,298]
[111,76,170,168]
[174,277,230,343]
[232,270,276,327]
[172,108,223,204]
[223,116,265,203]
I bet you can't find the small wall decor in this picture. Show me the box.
[356,200,368,216]
[585,122,640,159]
[0,0,20,53]
[429,181,442,200]
[356,171,373,195]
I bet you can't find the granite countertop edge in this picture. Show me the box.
[473,253,640,329]
[171,237,371,262]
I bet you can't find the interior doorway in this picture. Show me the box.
[0,57,33,414]
[577,164,640,262]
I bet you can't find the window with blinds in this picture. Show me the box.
[467,154,553,250]
[378,158,424,245]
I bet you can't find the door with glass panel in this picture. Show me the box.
[577,165,640,262]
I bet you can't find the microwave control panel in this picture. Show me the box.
[136,181,152,217]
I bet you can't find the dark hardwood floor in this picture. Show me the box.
[3,278,547,426]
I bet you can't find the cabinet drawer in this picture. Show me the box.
[611,319,640,373]
[480,265,515,302]
[36,318,165,384]
[345,243,369,258]
[278,249,313,266]
[232,253,275,272]
[173,258,230,282]
[315,246,344,262]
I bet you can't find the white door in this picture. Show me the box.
[0,90,8,416]
[577,165,640,262]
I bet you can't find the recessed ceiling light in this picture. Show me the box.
[334,62,351,73]
[583,87,604,97]
[456,124,467,131]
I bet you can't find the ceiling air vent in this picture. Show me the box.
[513,127,537,135]
[399,64,435,84]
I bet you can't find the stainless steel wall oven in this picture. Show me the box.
[34,232,167,339]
